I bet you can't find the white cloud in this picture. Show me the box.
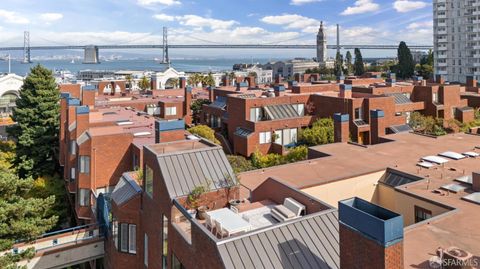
[260,14,319,33]
[290,0,321,5]
[0,9,29,24]
[39,13,63,23]
[393,1,428,13]
[153,13,175,21]
[137,0,180,6]
[407,21,433,30]
[341,0,380,15]
[175,15,237,30]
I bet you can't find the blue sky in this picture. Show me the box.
[0,0,433,58]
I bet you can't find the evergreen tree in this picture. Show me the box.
[139,76,150,91]
[334,52,344,77]
[7,65,60,178]
[345,51,353,75]
[397,41,415,79]
[354,48,365,76]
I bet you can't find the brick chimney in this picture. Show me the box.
[222,76,230,87]
[340,84,352,99]
[333,113,350,143]
[436,74,445,84]
[75,106,90,136]
[81,85,97,107]
[275,74,283,84]
[339,197,404,269]
[473,172,480,192]
[370,109,385,145]
[245,76,256,88]
[184,86,193,125]
[179,77,187,89]
[59,84,81,99]
[274,85,286,97]
[467,76,477,87]
[155,119,185,143]
[294,73,301,83]
[287,80,298,90]
[207,86,215,102]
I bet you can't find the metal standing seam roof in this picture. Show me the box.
[211,96,227,109]
[385,93,412,104]
[381,169,423,187]
[264,104,300,120]
[236,94,256,99]
[157,147,237,199]
[111,174,142,206]
[353,119,368,127]
[217,210,340,269]
[234,127,254,138]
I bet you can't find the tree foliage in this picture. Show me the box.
[190,99,211,124]
[298,118,334,146]
[251,146,307,169]
[334,52,344,77]
[408,112,446,136]
[345,51,353,75]
[396,41,415,79]
[187,125,220,144]
[227,155,256,174]
[7,65,59,178]
[416,50,434,79]
[202,73,216,87]
[354,48,365,76]
[139,76,150,91]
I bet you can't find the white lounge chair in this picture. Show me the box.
[271,197,306,222]
[214,220,229,238]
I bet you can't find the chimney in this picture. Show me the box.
[207,86,215,102]
[81,85,97,107]
[436,74,445,84]
[370,109,385,145]
[274,85,286,97]
[75,106,90,136]
[421,80,427,86]
[179,77,187,89]
[311,73,320,82]
[466,76,477,87]
[59,84,81,99]
[67,98,81,127]
[303,74,311,83]
[339,197,404,269]
[333,113,350,143]
[473,172,480,192]
[184,86,192,125]
[294,73,301,83]
[287,80,298,90]
[222,76,230,87]
[275,74,283,84]
[245,76,256,88]
[155,119,185,143]
[340,84,352,99]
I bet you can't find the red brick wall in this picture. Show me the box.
[59,84,81,98]
[340,224,404,269]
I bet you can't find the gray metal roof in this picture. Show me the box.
[111,173,142,206]
[211,96,227,109]
[385,93,412,104]
[157,147,237,199]
[217,210,339,269]
[381,169,423,187]
[389,124,413,133]
[353,119,368,127]
[234,127,253,138]
[264,104,300,120]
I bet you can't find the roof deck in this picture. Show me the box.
[146,138,215,156]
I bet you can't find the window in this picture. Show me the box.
[115,223,136,254]
[292,103,305,116]
[70,140,76,155]
[120,223,128,252]
[144,234,148,267]
[113,220,118,249]
[145,165,153,198]
[129,225,136,254]
[259,132,271,144]
[133,154,139,170]
[433,92,439,103]
[414,206,432,223]
[165,106,177,116]
[79,188,90,206]
[403,92,411,99]
[274,128,298,146]
[210,115,221,128]
[355,107,363,120]
[274,130,282,144]
[79,156,90,174]
[70,168,76,181]
[162,215,168,268]
[250,107,263,122]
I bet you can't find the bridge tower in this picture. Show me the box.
[22,31,31,64]
[161,27,170,64]
[83,45,100,64]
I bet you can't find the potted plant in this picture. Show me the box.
[188,184,208,220]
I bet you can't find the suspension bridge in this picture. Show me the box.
[0,28,433,64]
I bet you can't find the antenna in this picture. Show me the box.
[23,31,31,64]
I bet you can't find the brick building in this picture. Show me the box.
[201,74,474,157]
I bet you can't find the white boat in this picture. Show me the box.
[71,58,75,64]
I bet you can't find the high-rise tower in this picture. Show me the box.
[316,21,327,65]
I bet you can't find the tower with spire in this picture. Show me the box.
[316,21,327,66]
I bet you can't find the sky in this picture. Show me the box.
[0,0,433,58]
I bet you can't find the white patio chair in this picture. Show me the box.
[205,214,214,231]
[214,220,229,239]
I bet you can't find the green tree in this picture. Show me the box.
[298,118,334,146]
[227,155,255,174]
[188,73,203,87]
[397,41,415,79]
[166,77,179,88]
[345,51,353,75]
[125,74,133,90]
[7,65,59,178]
[139,76,150,92]
[190,99,211,124]
[354,48,365,76]
[187,125,220,144]
[202,73,216,87]
[334,51,344,77]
